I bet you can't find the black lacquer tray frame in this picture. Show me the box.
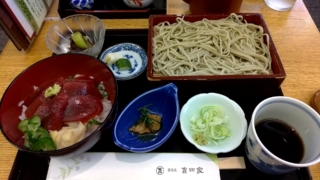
[58,0,167,19]
[8,29,312,180]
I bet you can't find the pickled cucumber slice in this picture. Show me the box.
[71,32,88,49]
[103,53,123,66]
[116,58,132,71]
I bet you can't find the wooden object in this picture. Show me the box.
[147,13,286,84]
[311,90,320,114]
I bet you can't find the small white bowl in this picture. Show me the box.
[180,93,247,154]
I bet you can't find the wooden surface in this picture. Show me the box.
[1,0,320,179]
[45,0,60,20]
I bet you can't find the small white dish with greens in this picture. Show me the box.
[180,93,247,154]
[99,43,147,81]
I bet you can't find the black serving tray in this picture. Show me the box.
[58,0,166,19]
[9,29,312,180]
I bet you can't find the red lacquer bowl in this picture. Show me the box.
[0,54,117,157]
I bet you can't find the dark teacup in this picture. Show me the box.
[183,0,243,14]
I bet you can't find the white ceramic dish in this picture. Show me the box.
[180,93,247,154]
[99,43,147,80]
[123,0,154,8]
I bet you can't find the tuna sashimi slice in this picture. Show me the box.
[25,96,46,118]
[65,77,96,85]
[63,95,103,124]
[63,81,103,99]
[25,77,65,105]
[42,114,65,131]
[68,75,99,85]
[24,77,65,118]
[39,92,69,131]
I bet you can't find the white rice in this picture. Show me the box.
[85,98,112,137]
[98,81,105,90]
[18,105,27,121]
[85,82,112,136]
[74,74,83,78]
[99,98,112,122]
[18,101,24,107]
[18,86,37,120]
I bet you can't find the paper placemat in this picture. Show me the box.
[47,153,223,180]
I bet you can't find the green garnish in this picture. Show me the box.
[100,91,108,98]
[116,58,132,71]
[191,106,231,146]
[86,119,102,129]
[71,32,88,49]
[18,116,56,151]
[44,84,61,98]
[97,82,108,98]
[30,137,57,151]
[136,104,160,129]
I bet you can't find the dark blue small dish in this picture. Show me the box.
[113,83,179,153]
[69,0,94,10]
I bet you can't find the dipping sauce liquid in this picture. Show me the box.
[255,118,304,163]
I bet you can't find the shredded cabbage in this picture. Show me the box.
[191,106,231,146]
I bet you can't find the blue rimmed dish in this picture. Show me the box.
[99,43,147,81]
[69,0,94,10]
[113,83,180,152]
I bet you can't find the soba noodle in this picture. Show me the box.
[152,13,272,76]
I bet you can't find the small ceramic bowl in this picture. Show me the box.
[123,0,154,8]
[69,0,94,10]
[113,83,179,152]
[46,14,105,58]
[99,43,147,80]
[180,93,247,154]
[246,96,320,174]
